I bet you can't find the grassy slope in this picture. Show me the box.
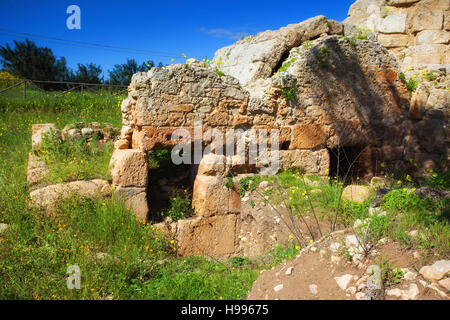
[0,90,298,300]
[0,89,448,299]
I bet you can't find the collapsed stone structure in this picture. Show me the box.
[345,0,449,175]
[346,0,449,68]
[108,13,437,257]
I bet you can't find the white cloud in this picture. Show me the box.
[198,27,249,40]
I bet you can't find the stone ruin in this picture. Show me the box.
[108,11,449,258]
[27,1,448,259]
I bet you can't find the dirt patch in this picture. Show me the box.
[248,232,448,300]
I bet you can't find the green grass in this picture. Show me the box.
[0,90,302,300]
[1,88,448,299]
[380,189,449,257]
[39,131,115,184]
[257,169,449,258]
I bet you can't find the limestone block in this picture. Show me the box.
[278,149,330,175]
[342,185,372,203]
[31,123,56,150]
[192,174,241,217]
[110,149,148,187]
[416,30,450,44]
[176,214,237,256]
[30,179,110,211]
[290,124,327,149]
[409,10,444,32]
[403,44,448,65]
[377,14,407,33]
[377,34,411,47]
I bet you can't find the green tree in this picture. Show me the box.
[72,63,103,84]
[108,59,153,85]
[0,38,71,89]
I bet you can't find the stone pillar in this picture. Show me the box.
[109,147,149,221]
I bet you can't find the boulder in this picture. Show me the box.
[342,185,372,203]
[212,15,342,86]
[0,223,8,235]
[30,179,111,211]
[420,260,450,281]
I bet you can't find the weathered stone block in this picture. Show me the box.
[377,34,411,47]
[387,0,420,5]
[377,14,407,34]
[27,152,48,187]
[176,214,237,256]
[342,185,372,203]
[403,44,448,65]
[278,149,330,175]
[409,10,444,32]
[131,126,194,152]
[114,186,148,221]
[30,179,110,211]
[110,149,148,187]
[192,174,241,217]
[31,123,56,150]
[290,124,327,149]
[416,30,450,44]
[197,154,227,176]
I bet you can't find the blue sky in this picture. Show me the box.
[0,0,355,79]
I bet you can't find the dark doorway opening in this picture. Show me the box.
[328,146,366,183]
[146,149,194,223]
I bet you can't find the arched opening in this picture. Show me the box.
[327,146,367,184]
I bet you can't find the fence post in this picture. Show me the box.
[23,80,27,99]
[81,85,83,96]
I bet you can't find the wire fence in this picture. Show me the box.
[0,78,128,99]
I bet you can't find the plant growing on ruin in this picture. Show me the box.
[163,190,194,222]
[278,57,297,74]
[302,40,313,50]
[282,87,296,102]
[317,47,329,69]
[381,6,391,19]
[406,77,418,94]
[423,71,435,81]
[225,176,234,189]
[355,27,369,40]
[239,176,260,196]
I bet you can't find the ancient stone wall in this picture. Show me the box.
[345,0,449,175]
[109,16,422,257]
[345,0,449,68]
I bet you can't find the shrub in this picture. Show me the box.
[239,176,260,196]
[406,78,418,93]
[425,171,450,190]
[381,189,437,214]
[163,190,194,222]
